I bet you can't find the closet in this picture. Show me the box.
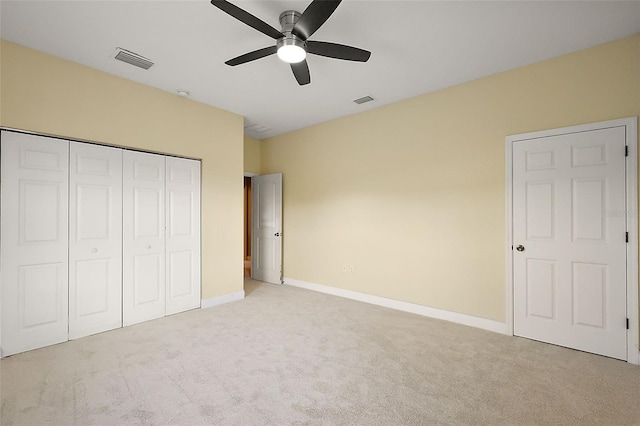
[0,131,201,357]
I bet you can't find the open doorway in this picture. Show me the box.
[243,176,252,277]
[243,173,283,285]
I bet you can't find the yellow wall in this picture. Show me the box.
[244,135,261,174]
[261,35,640,322]
[0,40,244,300]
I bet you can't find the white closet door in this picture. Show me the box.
[165,157,201,315]
[69,142,123,339]
[123,151,166,326]
[1,132,69,356]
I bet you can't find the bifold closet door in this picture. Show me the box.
[166,157,201,315]
[68,142,123,339]
[1,132,69,356]
[123,151,166,326]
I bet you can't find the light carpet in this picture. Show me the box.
[1,279,639,425]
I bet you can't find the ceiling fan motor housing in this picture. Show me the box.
[277,10,306,52]
[279,10,301,33]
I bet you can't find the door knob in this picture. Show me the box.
[274,232,281,237]
[516,245,525,252]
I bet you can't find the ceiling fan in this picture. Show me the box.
[210,0,371,86]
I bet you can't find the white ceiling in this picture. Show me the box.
[1,1,639,139]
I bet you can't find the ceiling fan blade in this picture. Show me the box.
[292,0,341,40]
[211,0,283,40]
[291,60,311,85]
[306,41,371,62]
[225,46,277,66]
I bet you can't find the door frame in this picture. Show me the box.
[244,172,258,277]
[244,172,258,263]
[505,117,639,364]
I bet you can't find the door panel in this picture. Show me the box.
[134,188,163,238]
[168,251,193,297]
[165,157,201,315]
[572,262,606,328]
[21,181,62,242]
[168,192,193,237]
[1,131,69,356]
[572,179,605,241]
[20,263,63,327]
[69,142,122,339]
[526,258,555,319]
[513,126,627,360]
[134,254,162,304]
[525,182,554,239]
[74,259,109,316]
[257,239,276,272]
[76,185,110,239]
[252,174,282,284]
[123,151,166,326]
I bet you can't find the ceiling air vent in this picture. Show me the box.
[245,123,272,133]
[353,96,374,105]
[114,48,154,70]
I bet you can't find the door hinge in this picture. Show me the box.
[625,145,629,157]
[627,318,630,330]
[626,232,629,243]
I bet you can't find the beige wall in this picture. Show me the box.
[261,35,640,322]
[0,40,244,300]
[244,135,261,174]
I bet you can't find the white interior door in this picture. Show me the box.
[251,173,283,284]
[165,157,201,315]
[69,142,123,339]
[123,151,166,326]
[513,126,627,360]
[1,132,69,356]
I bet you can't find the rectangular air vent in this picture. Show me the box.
[353,95,374,105]
[245,124,272,133]
[114,48,154,70]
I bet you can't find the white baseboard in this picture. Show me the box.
[201,290,245,309]
[284,277,508,335]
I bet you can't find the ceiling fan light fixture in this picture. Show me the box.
[277,45,306,63]
[277,36,306,63]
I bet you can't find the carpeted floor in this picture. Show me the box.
[1,279,639,425]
